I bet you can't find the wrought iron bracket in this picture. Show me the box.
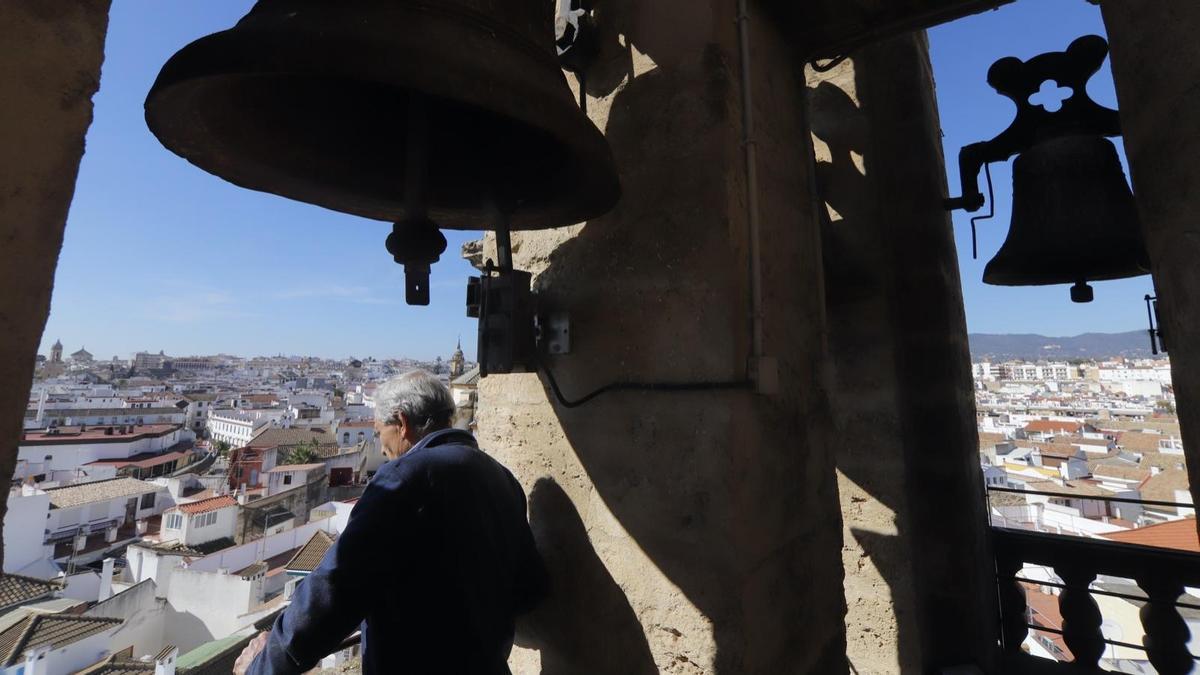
[1145,294,1167,354]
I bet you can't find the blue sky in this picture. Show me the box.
[40,0,1151,361]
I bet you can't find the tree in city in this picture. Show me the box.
[283,439,321,465]
[214,440,231,458]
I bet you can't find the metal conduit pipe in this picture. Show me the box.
[736,0,775,394]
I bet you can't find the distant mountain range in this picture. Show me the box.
[968,331,1155,361]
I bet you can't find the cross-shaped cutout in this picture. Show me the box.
[1028,80,1073,112]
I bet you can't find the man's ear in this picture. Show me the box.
[396,412,413,442]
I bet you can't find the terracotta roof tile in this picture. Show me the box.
[85,450,190,470]
[0,615,122,665]
[0,575,58,613]
[1117,431,1170,453]
[1139,468,1192,506]
[247,427,329,449]
[44,478,162,509]
[265,463,325,473]
[1024,420,1082,434]
[1091,464,1151,482]
[284,531,335,574]
[171,495,237,515]
[1103,518,1199,553]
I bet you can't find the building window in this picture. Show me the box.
[283,474,292,486]
[43,455,52,462]
[166,513,183,530]
[194,512,217,528]
[342,432,350,444]
[140,493,155,509]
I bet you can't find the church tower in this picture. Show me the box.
[50,339,63,364]
[449,337,465,378]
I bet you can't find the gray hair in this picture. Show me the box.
[374,370,455,438]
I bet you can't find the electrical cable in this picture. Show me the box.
[538,356,750,409]
[810,54,849,73]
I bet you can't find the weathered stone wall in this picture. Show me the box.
[0,0,112,567]
[477,1,847,672]
[235,478,330,544]
[809,32,996,674]
[808,50,920,675]
[1100,2,1200,527]
[810,31,997,673]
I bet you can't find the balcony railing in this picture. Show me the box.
[993,526,1200,674]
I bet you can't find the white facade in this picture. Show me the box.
[0,628,118,675]
[207,409,284,448]
[85,579,166,659]
[265,465,324,497]
[972,362,996,381]
[3,488,52,576]
[1113,380,1166,399]
[15,427,187,483]
[1098,366,1172,384]
[998,362,1074,381]
[161,502,238,547]
[44,482,171,545]
[163,567,266,652]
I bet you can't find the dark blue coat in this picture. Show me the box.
[249,429,546,674]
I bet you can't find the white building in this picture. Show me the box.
[0,614,121,675]
[160,496,239,547]
[999,362,1074,382]
[2,488,55,578]
[207,409,286,448]
[15,424,189,485]
[26,403,187,431]
[334,420,383,473]
[264,464,325,497]
[1098,366,1172,384]
[971,362,996,381]
[182,393,217,435]
[40,478,172,565]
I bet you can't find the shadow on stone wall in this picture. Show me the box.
[516,479,657,674]
[514,1,848,672]
[808,33,996,672]
[809,77,924,674]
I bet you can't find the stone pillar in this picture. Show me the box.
[1100,2,1200,521]
[0,1,111,566]
[809,33,997,672]
[479,1,846,673]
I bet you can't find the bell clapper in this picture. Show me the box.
[388,94,446,306]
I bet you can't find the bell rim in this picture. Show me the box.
[144,6,620,230]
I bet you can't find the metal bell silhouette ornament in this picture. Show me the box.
[945,35,1149,303]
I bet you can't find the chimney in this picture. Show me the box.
[99,558,115,601]
[154,646,179,675]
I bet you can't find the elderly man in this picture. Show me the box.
[236,370,546,674]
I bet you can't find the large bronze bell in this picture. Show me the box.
[144,0,619,231]
[945,35,1149,303]
[984,135,1148,302]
